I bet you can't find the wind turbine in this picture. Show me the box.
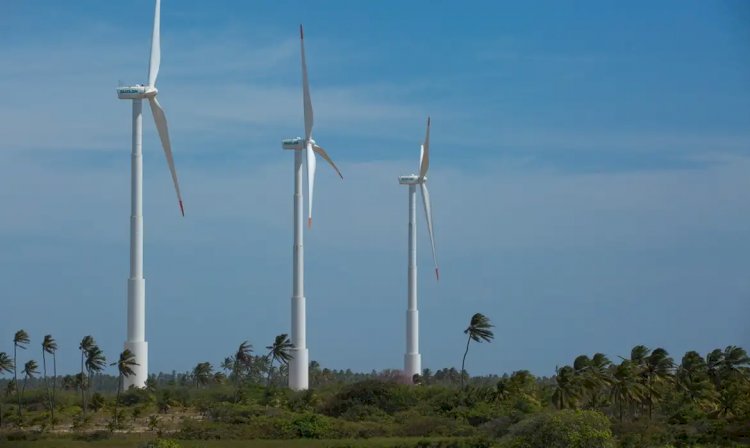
[115,0,184,388]
[282,25,343,391]
[399,117,438,382]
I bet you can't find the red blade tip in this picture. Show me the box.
[179,200,185,217]
[308,217,312,228]
[300,25,304,39]
[435,268,440,281]
[427,116,431,126]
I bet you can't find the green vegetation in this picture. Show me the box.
[1,326,749,447]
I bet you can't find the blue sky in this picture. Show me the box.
[1,1,749,378]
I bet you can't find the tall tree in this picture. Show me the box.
[461,313,494,388]
[265,334,293,386]
[111,349,138,427]
[78,336,95,418]
[13,330,30,418]
[41,335,58,422]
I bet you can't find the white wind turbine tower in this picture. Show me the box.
[399,117,439,382]
[282,25,343,391]
[116,0,184,388]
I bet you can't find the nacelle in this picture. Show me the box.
[282,137,305,150]
[399,175,423,185]
[117,85,149,100]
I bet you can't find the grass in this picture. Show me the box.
[5,435,474,448]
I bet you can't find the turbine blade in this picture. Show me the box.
[420,183,439,281]
[418,116,430,180]
[306,142,317,227]
[149,96,184,216]
[300,25,314,141]
[147,0,161,87]
[313,144,343,179]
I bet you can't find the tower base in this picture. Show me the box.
[404,353,421,383]
[288,348,309,390]
[123,341,148,389]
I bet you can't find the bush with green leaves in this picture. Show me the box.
[501,409,615,448]
[323,380,417,417]
[141,439,181,448]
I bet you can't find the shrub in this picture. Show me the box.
[141,439,182,448]
[324,380,417,417]
[501,409,615,448]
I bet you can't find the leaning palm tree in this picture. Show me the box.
[221,357,234,376]
[0,352,13,376]
[13,330,30,418]
[265,334,294,386]
[552,365,581,409]
[111,349,138,427]
[234,341,253,383]
[20,360,39,411]
[706,348,724,388]
[21,360,39,392]
[583,353,613,409]
[78,336,95,418]
[643,347,674,420]
[610,359,645,422]
[85,345,106,413]
[719,345,750,382]
[0,352,14,428]
[677,351,717,410]
[41,335,58,422]
[461,313,494,388]
[192,362,213,389]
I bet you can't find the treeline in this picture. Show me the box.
[1,324,749,447]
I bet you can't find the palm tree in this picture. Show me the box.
[630,345,651,366]
[78,336,95,418]
[192,362,213,389]
[706,348,724,388]
[13,329,30,418]
[221,357,234,376]
[677,351,717,410]
[0,352,14,427]
[111,349,138,427]
[461,313,494,388]
[20,359,39,414]
[0,352,13,376]
[21,360,38,394]
[233,341,253,392]
[719,345,750,382]
[552,365,580,409]
[643,347,674,419]
[590,353,613,408]
[610,359,645,422]
[41,335,57,422]
[265,334,293,386]
[85,345,106,412]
